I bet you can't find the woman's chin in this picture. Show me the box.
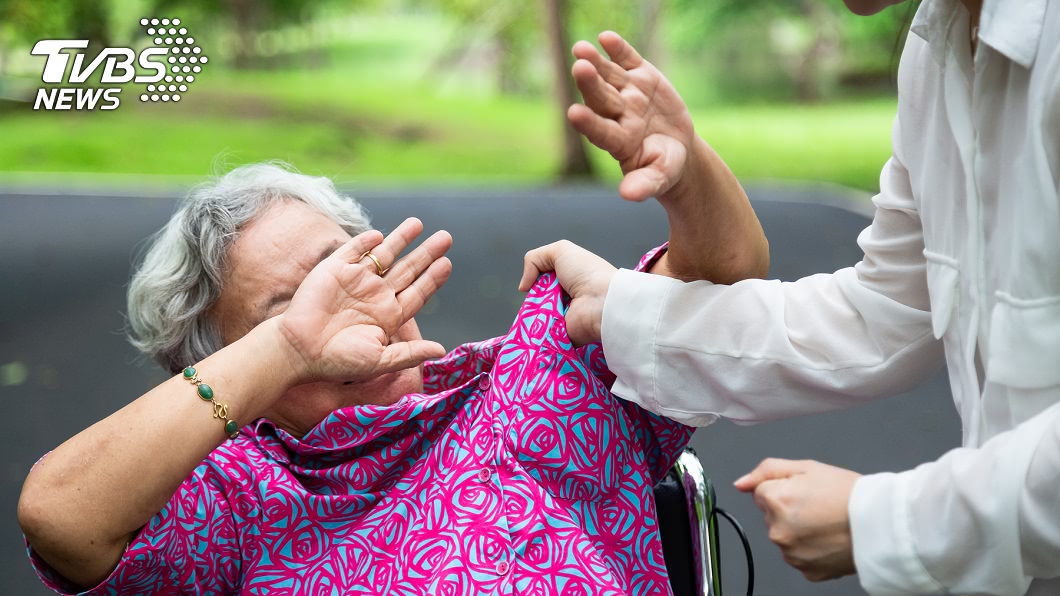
[842,0,901,16]
[338,369,423,407]
[267,371,422,437]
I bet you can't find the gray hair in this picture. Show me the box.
[127,162,372,374]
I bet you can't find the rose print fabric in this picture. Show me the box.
[28,245,694,595]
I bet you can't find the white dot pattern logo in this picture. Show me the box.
[139,17,207,103]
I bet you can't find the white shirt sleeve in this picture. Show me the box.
[851,400,1060,595]
[601,112,1060,594]
[601,122,944,427]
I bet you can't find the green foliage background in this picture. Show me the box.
[0,0,914,192]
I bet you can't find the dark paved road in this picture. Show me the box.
[0,185,958,595]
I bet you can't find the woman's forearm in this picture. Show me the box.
[651,136,770,283]
[17,318,301,588]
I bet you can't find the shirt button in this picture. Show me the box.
[477,468,492,483]
[478,375,492,391]
[495,560,510,575]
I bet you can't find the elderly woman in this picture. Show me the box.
[18,160,767,594]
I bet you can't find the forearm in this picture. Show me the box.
[603,266,941,426]
[18,318,300,588]
[650,136,769,283]
[850,401,1060,595]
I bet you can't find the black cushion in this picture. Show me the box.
[655,468,696,596]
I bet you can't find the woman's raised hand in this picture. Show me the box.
[278,218,453,384]
[569,31,695,203]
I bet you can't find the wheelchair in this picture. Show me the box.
[654,448,754,596]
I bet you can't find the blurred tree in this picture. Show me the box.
[541,0,592,178]
[427,0,537,94]
[837,1,919,90]
[0,0,117,84]
[0,0,110,51]
[0,0,70,42]
[72,0,114,55]
[146,0,344,67]
[711,0,843,101]
[429,0,596,178]
[667,0,913,102]
[428,0,650,95]
[636,0,663,67]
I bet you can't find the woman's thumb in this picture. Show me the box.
[734,458,808,492]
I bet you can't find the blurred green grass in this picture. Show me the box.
[0,14,897,192]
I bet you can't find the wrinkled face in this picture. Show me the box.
[212,199,425,436]
[842,0,905,15]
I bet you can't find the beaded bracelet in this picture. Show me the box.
[182,366,239,439]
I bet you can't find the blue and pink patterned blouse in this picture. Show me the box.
[29,246,694,595]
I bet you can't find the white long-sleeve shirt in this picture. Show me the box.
[601,1,1060,594]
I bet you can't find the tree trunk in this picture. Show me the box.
[540,0,594,179]
[225,0,266,69]
[496,30,523,95]
[794,35,823,102]
[793,0,837,102]
[638,0,664,67]
[71,0,111,61]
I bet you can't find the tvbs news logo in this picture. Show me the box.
[31,17,208,111]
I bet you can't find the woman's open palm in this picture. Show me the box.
[279,218,453,384]
[568,31,695,202]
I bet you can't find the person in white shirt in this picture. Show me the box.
[520,1,1060,594]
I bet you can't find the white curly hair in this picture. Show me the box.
[127,162,372,374]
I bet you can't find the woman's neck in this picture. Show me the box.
[961,0,983,53]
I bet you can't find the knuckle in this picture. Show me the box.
[752,490,774,513]
[751,493,765,510]
[801,567,827,582]
[768,528,794,548]
[753,479,774,498]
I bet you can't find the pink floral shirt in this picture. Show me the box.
[29,246,694,595]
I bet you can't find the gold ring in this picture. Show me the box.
[359,251,387,276]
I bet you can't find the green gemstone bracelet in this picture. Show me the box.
[182,366,239,439]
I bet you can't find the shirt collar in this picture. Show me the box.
[910,0,1046,69]
[978,0,1046,68]
[910,0,956,66]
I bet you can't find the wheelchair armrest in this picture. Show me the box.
[654,447,722,596]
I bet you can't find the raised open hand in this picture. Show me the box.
[278,218,453,384]
[569,31,695,203]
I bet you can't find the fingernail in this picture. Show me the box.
[734,475,749,486]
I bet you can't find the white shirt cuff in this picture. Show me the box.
[602,268,675,414]
[850,472,946,595]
